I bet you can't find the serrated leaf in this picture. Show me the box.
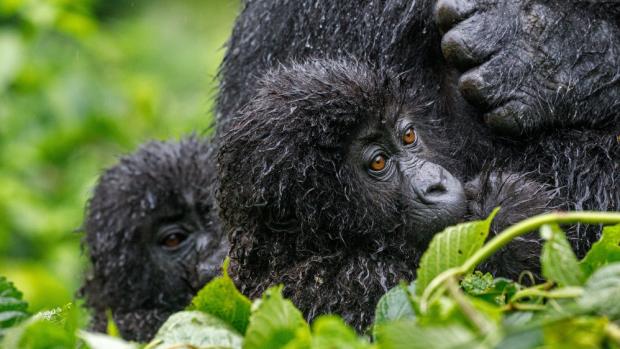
[540,224,586,286]
[243,286,310,349]
[146,311,242,349]
[0,276,29,336]
[578,262,620,320]
[189,258,252,334]
[580,223,620,277]
[375,321,482,349]
[78,331,138,349]
[415,209,498,296]
[374,282,417,330]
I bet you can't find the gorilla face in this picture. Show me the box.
[82,138,227,342]
[144,197,227,297]
[348,110,466,243]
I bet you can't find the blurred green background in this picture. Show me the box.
[0,0,239,312]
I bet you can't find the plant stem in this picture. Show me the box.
[421,211,620,312]
[445,276,496,335]
[509,286,584,303]
[461,211,620,274]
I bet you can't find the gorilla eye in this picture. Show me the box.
[402,127,417,145]
[160,232,188,249]
[369,154,387,172]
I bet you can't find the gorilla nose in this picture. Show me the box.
[413,164,464,205]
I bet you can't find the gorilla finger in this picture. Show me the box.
[435,0,477,33]
[457,54,525,110]
[483,100,532,136]
[441,15,502,70]
[458,69,495,109]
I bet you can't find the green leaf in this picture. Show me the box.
[578,262,620,320]
[243,286,310,349]
[540,224,586,286]
[1,318,76,349]
[78,331,138,349]
[375,321,481,349]
[495,328,543,349]
[416,209,498,296]
[145,311,243,349]
[0,276,29,336]
[461,271,494,296]
[580,223,620,277]
[373,282,417,332]
[462,272,519,306]
[106,309,121,338]
[543,317,608,349]
[189,258,252,335]
[286,316,373,349]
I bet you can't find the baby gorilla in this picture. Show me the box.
[218,59,553,330]
[81,137,227,342]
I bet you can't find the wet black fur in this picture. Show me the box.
[217,59,555,330]
[217,0,619,254]
[81,137,226,342]
[215,0,618,331]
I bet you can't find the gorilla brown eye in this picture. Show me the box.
[161,233,187,249]
[402,127,417,145]
[369,154,386,172]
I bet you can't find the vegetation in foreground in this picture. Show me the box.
[2,210,620,349]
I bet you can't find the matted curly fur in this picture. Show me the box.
[81,137,227,342]
[217,59,555,330]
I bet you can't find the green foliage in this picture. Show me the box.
[461,273,518,307]
[540,224,586,286]
[580,223,620,277]
[146,311,243,349]
[0,276,29,336]
[78,331,138,349]
[579,263,620,321]
[375,322,480,349]
[2,212,620,348]
[373,282,417,329]
[415,208,498,296]
[0,0,239,311]
[189,258,252,335]
[286,316,374,349]
[243,286,311,349]
[4,318,77,349]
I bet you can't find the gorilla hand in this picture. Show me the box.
[465,172,557,279]
[436,0,620,135]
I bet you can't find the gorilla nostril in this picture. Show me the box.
[425,183,447,196]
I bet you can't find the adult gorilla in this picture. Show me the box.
[217,0,619,245]
[217,0,620,136]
